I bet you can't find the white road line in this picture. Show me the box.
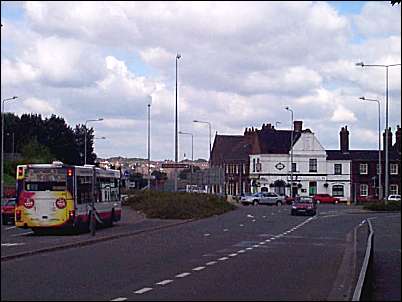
[5,226,16,230]
[237,250,246,253]
[228,253,238,257]
[247,214,254,218]
[239,224,244,227]
[218,257,229,261]
[192,266,206,271]
[246,247,253,250]
[262,216,266,218]
[156,280,173,286]
[203,233,211,237]
[253,245,259,248]
[259,242,265,244]
[223,229,229,232]
[265,239,271,242]
[11,231,33,237]
[176,272,191,278]
[1,243,26,247]
[252,219,256,222]
[206,261,217,266]
[110,297,127,301]
[134,288,153,294]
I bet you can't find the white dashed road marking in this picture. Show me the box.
[1,243,25,247]
[134,288,153,294]
[156,280,173,286]
[228,253,238,257]
[218,257,229,261]
[176,272,191,278]
[111,297,127,301]
[223,229,229,232]
[206,261,217,266]
[192,266,206,271]
[203,233,211,237]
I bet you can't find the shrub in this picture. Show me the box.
[126,191,236,219]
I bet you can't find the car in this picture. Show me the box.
[312,194,340,204]
[240,192,264,206]
[258,192,285,206]
[291,196,317,216]
[388,195,401,201]
[1,198,16,225]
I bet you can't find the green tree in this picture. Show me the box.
[74,124,97,165]
[21,137,54,163]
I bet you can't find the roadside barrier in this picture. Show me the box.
[352,218,374,301]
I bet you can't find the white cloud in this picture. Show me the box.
[330,105,357,123]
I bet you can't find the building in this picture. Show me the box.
[248,122,351,201]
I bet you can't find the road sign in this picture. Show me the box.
[162,163,190,169]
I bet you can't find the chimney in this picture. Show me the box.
[340,126,349,153]
[383,127,393,151]
[395,125,401,152]
[294,121,303,132]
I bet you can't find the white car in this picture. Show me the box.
[387,195,401,201]
[240,192,264,206]
[241,192,284,206]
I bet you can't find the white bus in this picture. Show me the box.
[15,162,122,233]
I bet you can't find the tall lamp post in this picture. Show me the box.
[175,53,181,192]
[359,97,382,200]
[84,118,103,165]
[147,103,151,190]
[179,131,194,188]
[193,120,212,192]
[1,96,18,201]
[285,107,294,197]
[356,62,401,202]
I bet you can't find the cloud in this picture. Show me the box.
[330,105,357,123]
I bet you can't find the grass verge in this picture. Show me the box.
[363,200,401,211]
[125,191,236,219]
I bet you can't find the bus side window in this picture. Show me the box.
[77,176,92,204]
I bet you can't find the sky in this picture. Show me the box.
[1,1,401,161]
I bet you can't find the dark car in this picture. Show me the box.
[291,196,317,216]
[1,198,16,225]
[312,193,339,204]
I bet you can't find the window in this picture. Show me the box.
[360,184,368,196]
[77,176,92,204]
[332,185,344,197]
[360,163,368,175]
[309,159,317,172]
[390,184,399,195]
[390,164,398,175]
[253,158,256,173]
[292,163,297,172]
[334,164,342,175]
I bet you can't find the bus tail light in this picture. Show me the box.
[69,210,75,221]
[55,198,67,209]
[17,166,24,179]
[24,198,35,209]
[16,210,22,221]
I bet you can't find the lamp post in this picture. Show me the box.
[179,131,194,188]
[193,120,212,193]
[175,53,181,192]
[359,97,382,200]
[1,96,18,201]
[356,62,401,202]
[148,103,151,190]
[84,118,103,165]
[285,106,294,197]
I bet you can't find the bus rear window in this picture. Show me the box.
[25,182,67,191]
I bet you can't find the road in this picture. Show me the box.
[1,203,400,301]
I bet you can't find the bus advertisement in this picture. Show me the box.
[15,162,122,233]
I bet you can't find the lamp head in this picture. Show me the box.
[355,62,364,67]
[359,96,365,100]
[176,53,181,59]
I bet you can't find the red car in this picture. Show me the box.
[1,198,16,225]
[312,194,339,204]
[291,197,317,216]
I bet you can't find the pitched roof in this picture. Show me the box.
[256,128,301,154]
[327,149,400,161]
[211,135,252,162]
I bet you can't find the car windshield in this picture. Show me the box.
[295,198,313,203]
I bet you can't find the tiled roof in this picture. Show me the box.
[211,135,252,162]
[327,149,400,161]
[257,129,301,154]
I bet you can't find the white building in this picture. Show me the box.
[249,122,351,201]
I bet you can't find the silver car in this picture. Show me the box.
[241,192,284,206]
[240,192,264,206]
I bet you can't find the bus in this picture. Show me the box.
[15,162,122,233]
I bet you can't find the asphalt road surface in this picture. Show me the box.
[1,203,400,301]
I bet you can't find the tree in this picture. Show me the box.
[74,124,97,165]
[21,137,54,163]
[391,0,400,5]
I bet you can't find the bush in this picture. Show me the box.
[126,191,236,219]
[363,200,401,211]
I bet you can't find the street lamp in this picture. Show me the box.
[359,96,382,200]
[285,106,294,197]
[1,96,18,201]
[179,131,194,187]
[356,61,401,201]
[84,118,103,165]
[94,136,106,140]
[175,53,181,192]
[275,121,281,129]
[147,103,151,190]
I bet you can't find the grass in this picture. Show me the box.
[125,191,236,219]
[363,200,401,211]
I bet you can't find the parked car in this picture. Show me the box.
[388,195,401,202]
[1,198,16,225]
[312,194,339,204]
[241,192,284,206]
[291,196,317,216]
